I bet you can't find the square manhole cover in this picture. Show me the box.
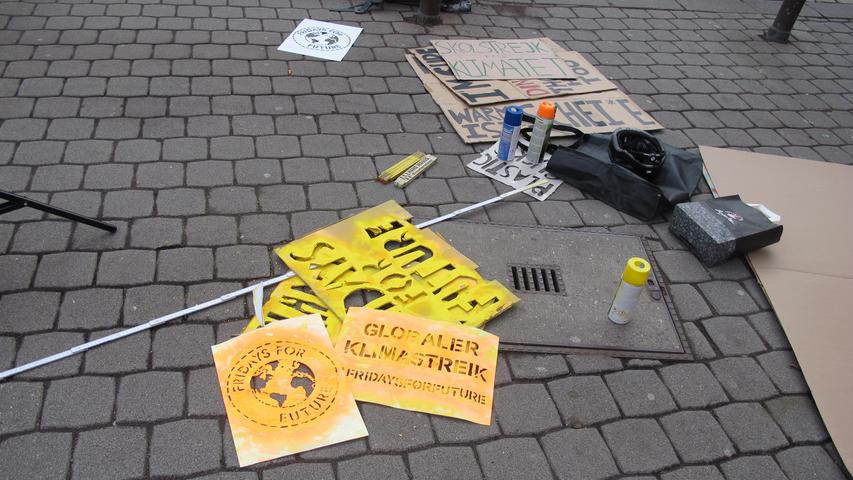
[430,221,691,360]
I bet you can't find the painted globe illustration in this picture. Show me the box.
[250,360,316,408]
[304,30,340,46]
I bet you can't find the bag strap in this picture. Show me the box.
[517,113,585,154]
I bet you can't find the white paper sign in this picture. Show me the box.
[278,19,362,62]
[466,142,562,201]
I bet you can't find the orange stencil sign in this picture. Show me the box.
[212,314,367,466]
[336,307,499,425]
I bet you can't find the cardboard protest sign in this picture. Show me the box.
[467,142,561,201]
[337,307,499,425]
[406,55,661,144]
[261,201,517,340]
[212,314,367,466]
[277,19,362,62]
[431,38,573,80]
[409,46,617,106]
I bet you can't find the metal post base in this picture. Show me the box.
[414,0,441,25]
[764,0,806,44]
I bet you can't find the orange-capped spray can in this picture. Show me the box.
[608,257,651,325]
[526,101,556,163]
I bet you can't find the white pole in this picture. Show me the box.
[0,179,547,381]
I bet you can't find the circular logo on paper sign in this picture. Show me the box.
[225,340,340,428]
[291,26,352,52]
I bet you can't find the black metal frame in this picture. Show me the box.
[0,190,116,232]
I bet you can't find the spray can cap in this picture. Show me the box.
[621,257,651,286]
[504,106,523,126]
[537,101,556,119]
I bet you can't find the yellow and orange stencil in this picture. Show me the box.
[212,314,367,466]
[337,307,499,425]
[243,201,518,339]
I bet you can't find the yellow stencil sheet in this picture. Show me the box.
[212,314,367,466]
[272,201,519,340]
[336,307,499,425]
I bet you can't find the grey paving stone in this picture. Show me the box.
[720,455,788,480]
[262,463,333,479]
[156,188,206,216]
[757,350,809,394]
[605,369,677,416]
[574,199,624,226]
[529,201,583,227]
[477,437,554,480]
[282,157,330,183]
[308,182,358,210]
[114,139,160,163]
[16,331,84,379]
[71,426,146,480]
[187,367,224,416]
[667,284,712,320]
[149,419,222,477]
[96,249,156,286]
[361,403,434,452]
[216,245,271,279]
[776,445,848,480]
[300,134,346,158]
[31,164,84,191]
[298,438,368,461]
[715,402,788,453]
[129,217,183,249]
[653,250,711,283]
[0,432,73,480]
[186,216,238,246]
[34,251,97,288]
[702,316,766,355]
[409,446,483,480]
[238,214,290,244]
[152,323,215,368]
[102,190,154,218]
[83,328,151,374]
[163,138,208,161]
[157,247,214,282]
[186,160,234,187]
[290,210,339,238]
[661,466,724,480]
[698,281,759,315]
[0,381,43,435]
[601,418,679,474]
[748,311,790,349]
[58,288,122,329]
[84,163,134,189]
[338,455,408,480]
[136,162,184,188]
[765,395,829,443]
[209,186,258,214]
[235,158,281,185]
[506,353,568,379]
[659,363,728,408]
[494,383,562,435]
[711,357,778,401]
[541,428,619,480]
[116,371,185,422]
[186,282,246,322]
[123,285,184,326]
[405,178,453,204]
[329,156,377,182]
[0,291,60,333]
[41,376,115,428]
[660,410,735,462]
[431,414,502,443]
[547,375,620,427]
[0,254,37,292]
[566,354,623,374]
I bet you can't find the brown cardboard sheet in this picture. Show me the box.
[406,55,661,144]
[409,47,617,106]
[430,38,573,80]
[701,146,853,472]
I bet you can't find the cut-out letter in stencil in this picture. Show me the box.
[337,307,499,425]
[243,201,518,339]
[212,314,367,466]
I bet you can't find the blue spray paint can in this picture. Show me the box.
[497,106,523,161]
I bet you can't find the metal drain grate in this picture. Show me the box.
[508,264,566,296]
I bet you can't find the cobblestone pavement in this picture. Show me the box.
[1,0,853,478]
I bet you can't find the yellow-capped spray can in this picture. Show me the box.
[608,257,651,325]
